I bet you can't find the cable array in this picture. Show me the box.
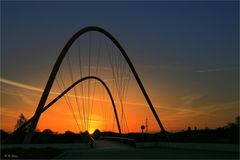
[51,32,131,134]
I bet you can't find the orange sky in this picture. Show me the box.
[1,1,239,133]
[1,76,238,133]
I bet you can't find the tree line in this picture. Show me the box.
[1,114,239,144]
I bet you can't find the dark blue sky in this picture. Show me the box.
[1,1,239,131]
[2,1,238,78]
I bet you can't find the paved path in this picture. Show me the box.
[56,140,239,159]
[93,140,134,150]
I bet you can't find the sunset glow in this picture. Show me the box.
[1,1,238,136]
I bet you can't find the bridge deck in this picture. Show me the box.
[56,140,238,159]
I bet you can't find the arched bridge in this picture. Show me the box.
[10,26,168,143]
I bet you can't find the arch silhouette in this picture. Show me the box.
[24,26,168,143]
[13,76,122,136]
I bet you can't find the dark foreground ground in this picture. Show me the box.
[1,140,239,159]
[1,148,62,159]
[58,140,239,159]
[58,148,239,159]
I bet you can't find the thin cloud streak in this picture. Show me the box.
[0,78,44,93]
[0,77,130,106]
[0,77,129,95]
[196,68,225,73]
[1,77,213,119]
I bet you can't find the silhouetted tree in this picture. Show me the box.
[92,129,101,139]
[15,113,29,132]
[5,114,30,143]
[43,129,53,135]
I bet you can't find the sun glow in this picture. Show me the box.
[88,128,95,134]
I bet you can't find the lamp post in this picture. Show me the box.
[141,125,145,141]
[141,125,145,134]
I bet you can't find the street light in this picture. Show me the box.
[141,125,145,134]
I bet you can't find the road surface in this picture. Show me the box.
[56,140,238,159]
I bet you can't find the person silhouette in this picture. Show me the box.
[89,134,94,148]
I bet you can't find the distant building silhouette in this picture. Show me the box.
[235,116,240,127]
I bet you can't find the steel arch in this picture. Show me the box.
[13,76,122,136]
[24,26,168,143]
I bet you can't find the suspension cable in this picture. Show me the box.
[67,54,83,132]
[87,32,92,131]
[56,71,81,131]
[78,39,86,131]
[89,35,102,130]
